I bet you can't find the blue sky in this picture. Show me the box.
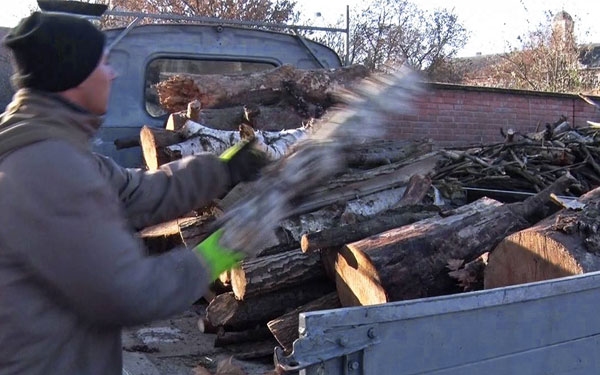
[2,0,599,57]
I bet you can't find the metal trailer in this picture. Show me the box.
[275,271,600,374]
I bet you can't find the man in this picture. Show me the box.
[0,12,265,375]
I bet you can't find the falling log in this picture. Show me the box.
[267,292,340,354]
[335,173,577,306]
[156,64,370,112]
[169,104,310,132]
[300,205,439,253]
[230,250,326,300]
[139,125,185,170]
[206,281,335,331]
[484,187,600,289]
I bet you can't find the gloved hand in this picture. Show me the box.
[220,138,269,187]
[194,229,245,280]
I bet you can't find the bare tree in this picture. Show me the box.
[91,0,299,28]
[303,0,468,74]
[461,11,597,93]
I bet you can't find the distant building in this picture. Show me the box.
[453,11,600,95]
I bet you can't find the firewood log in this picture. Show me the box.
[156,64,370,112]
[267,292,340,354]
[205,281,334,331]
[300,205,439,253]
[484,186,600,289]
[300,174,434,253]
[334,173,576,306]
[230,250,326,300]
[139,125,184,170]
[138,217,186,255]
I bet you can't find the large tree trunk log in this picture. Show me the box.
[230,250,326,300]
[335,173,576,306]
[156,64,370,112]
[205,281,335,331]
[139,126,184,170]
[484,187,600,289]
[267,292,340,354]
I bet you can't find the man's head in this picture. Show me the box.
[3,12,116,115]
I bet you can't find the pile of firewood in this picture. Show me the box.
[433,116,600,196]
[134,64,600,359]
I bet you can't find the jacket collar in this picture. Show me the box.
[0,89,103,141]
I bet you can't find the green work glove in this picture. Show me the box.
[220,138,269,187]
[194,229,245,280]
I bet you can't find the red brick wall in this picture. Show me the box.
[389,82,600,147]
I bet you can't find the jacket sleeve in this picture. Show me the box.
[0,140,212,326]
[94,153,232,230]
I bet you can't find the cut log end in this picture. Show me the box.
[140,126,160,171]
[230,267,247,300]
[484,231,583,289]
[335,245,388,306]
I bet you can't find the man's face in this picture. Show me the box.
[75,51,117,116]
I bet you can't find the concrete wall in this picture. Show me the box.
[391,82,600,147]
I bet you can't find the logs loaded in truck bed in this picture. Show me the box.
[120,64,600,374]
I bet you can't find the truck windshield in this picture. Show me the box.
[145,58,276,117]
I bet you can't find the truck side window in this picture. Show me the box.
[145,58,276,117]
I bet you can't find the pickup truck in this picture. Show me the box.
[4,4,600,375]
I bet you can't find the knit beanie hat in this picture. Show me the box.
[2,12,106,92]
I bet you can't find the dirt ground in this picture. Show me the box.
[121,302,280,375]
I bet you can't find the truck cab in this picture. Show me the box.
[100,22,342,167]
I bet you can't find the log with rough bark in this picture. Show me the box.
[267,292,340,354]
[484,186,600,289]
[139,126,185,170]
[205,281,335,331]
[334,173,577,306]
[290,153,442,217]
[156,64,370,112]
[298,173,434,252]
[176,149,440,258]
[230,250,326,300]
[300,205,439,253]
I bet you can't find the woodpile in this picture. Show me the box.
[130,64,600,360]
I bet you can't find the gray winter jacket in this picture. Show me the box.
[0,90,231,375]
